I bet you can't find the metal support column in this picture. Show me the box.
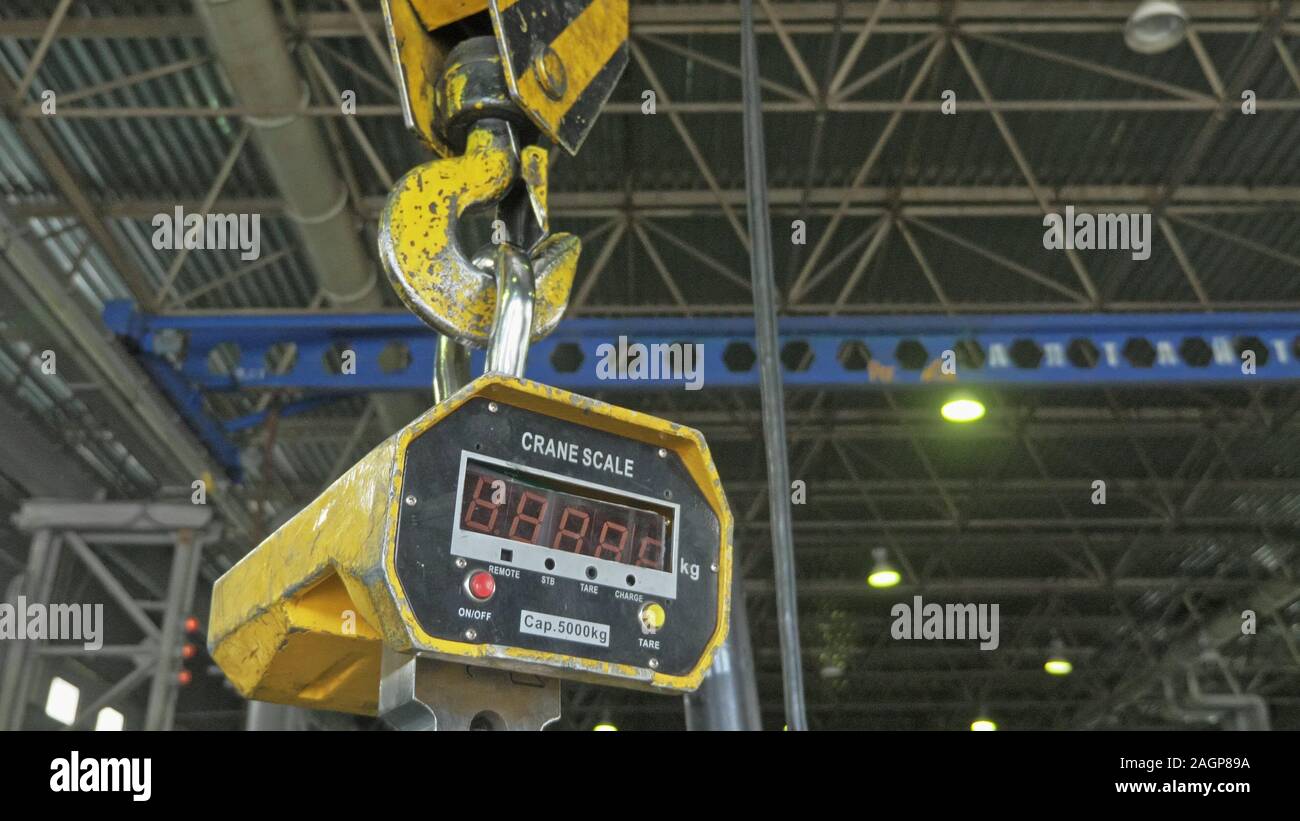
[246,700,308,731]
[684,568,762,730]
[5,500,217,731]
[740,0,808,730]
[0,529,58,729]
[146,528,203,730]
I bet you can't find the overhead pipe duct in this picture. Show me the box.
[195,0,422,432]
[1085,579,1299,727]
[1160,674,1271,731]
[195,0,374,309]
[1185,671,1271,731]
[1185,693,1271,731]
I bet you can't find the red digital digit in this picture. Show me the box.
[462,474,501,533]
[508,490,549,544]
[635,535,665,570]
[593,520,629,562]
[552,506,590,554]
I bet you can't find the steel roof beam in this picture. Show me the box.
[745,577,1271,595]
[20,185,1299,221]
[0,204,252,535]
[2,4,1296,40]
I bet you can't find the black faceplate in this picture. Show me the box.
[393,396,722,678]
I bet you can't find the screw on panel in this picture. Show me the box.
[455,557,467,569]
[648,658,659,669]
[711,563,719,573]
[657,448,667,458]
[464,628,477,641]
[488,402,499,413]
[405,494,418,506]
[532,45,567,101]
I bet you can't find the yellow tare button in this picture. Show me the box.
[639,602,666,634]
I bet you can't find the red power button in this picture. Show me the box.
[466,570,496,601]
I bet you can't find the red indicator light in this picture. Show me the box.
[184,616,200,633]
[182,643,197,660]
[177,670,192,685]
[466,570,496,601]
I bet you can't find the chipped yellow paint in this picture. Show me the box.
[409,0,490,31]
[380,127,513,338]
[209,375,732,713]
[382,0,452,156]
[209,433,409,715]
[519,144,549,235]
[509,0,627,138]
[531,233,577,318]
[440,71,469,122]
[379,127,579,344]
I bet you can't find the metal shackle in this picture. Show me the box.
[483,242,535,377]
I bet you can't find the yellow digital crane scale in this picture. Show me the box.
[208,374,733,718]
[207,0,725,730]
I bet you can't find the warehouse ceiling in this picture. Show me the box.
[1,0,1299,729]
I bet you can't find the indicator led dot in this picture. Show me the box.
[466,570,496,601]
[640,602,666,634]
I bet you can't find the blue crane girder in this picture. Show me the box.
[102,301,1300,480]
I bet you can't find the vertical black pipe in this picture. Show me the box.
[684,568,763,730]
[739,0,808,730]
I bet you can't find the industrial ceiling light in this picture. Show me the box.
[1124,1,1189,54]
[1044,638,1073,676]
[94,706,125,731]
[867,547,902,588]
[970,717,998,732]
[820,663,846,680]
[44,677,79,726]
[1044,658,1074,676]
[940,395,985,423]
